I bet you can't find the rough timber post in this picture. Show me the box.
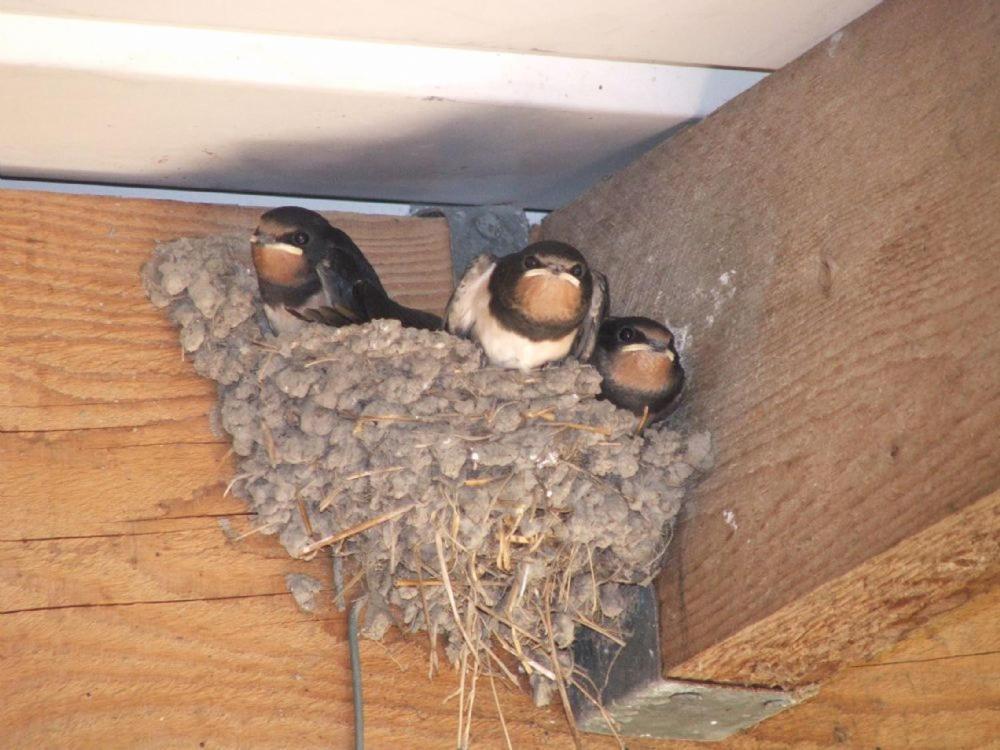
[540,0,1000,689]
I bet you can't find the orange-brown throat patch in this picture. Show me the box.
[513,273,582,324]
[610,349,672,394]
[252,244,309,286]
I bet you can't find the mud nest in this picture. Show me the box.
[143,235,710,726]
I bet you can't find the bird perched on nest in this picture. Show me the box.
[445,241,607,371]
[250,206,442,335]
[591,316,684,427]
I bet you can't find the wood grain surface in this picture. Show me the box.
[1,189,998,747]
[676,586,1000,750]
[670,489,999,687]
[539,0,1000,688]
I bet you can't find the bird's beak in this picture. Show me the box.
[621,341,676,361]
[556,270,582,287]
[250,231,302,256]
[648,339,677,361]
[522,265,581,287]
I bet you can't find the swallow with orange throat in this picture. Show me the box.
[591,316,684,426]
[250,206,441,335]
[445,240,607,371]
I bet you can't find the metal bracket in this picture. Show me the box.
[410,205,529,283]
[571,586,816,742]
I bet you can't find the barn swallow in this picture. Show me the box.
[591,316,684,425]
[250,206,440,334]
[445,241,608,371]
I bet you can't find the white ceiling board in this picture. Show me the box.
[1,0,881,70]
[0,64,687,210]
[0,14,764,209]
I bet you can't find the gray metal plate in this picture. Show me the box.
[571,586,816,742]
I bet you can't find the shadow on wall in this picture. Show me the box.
[10,110,700,212]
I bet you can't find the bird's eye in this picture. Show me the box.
[523,255,541,270]
[618,327,636,343]
[570,263,584,279]
[292,231,310,246]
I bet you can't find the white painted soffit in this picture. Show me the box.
[0,13,766,209]
[0,13,756,118]
[0,0,881,70]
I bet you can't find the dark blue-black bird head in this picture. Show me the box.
[591,315,684,423]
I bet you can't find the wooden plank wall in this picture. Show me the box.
[705,586,1000,750]
[538,0,1000,690]
[1,189,997,747]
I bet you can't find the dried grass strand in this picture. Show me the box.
[231,520,279,541]
[301,503,417,555]
[412,548,438,679]
[434,532,479,665]
[572,611,626,647]
[539,589,583,750]
[489,670,514,750]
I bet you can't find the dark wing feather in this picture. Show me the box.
[330,227,385,291]
[314,229,386,320]
[353,280,444,330]
[571,270,609,361]
[286,304,361,327]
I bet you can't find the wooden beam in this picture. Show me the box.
[671,490,999,687]
[654,586,1000,750]
[539,0,1000,686]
